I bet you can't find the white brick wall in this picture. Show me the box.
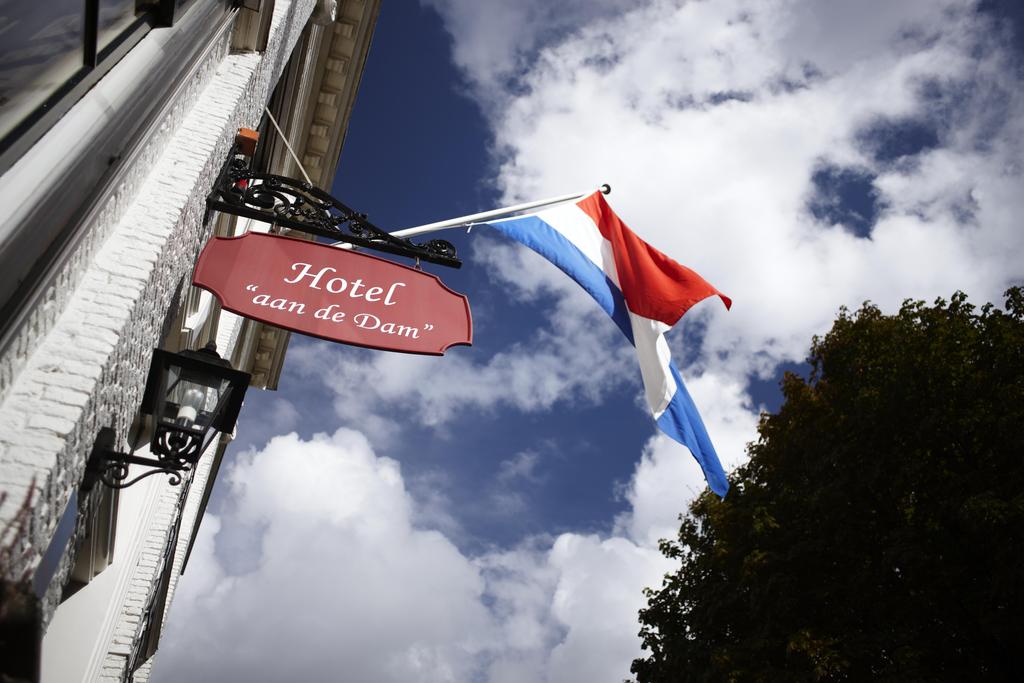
[0,0,318,637]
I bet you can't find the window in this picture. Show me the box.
[0,1,89,142]
[98,2,153,54]
[0,0,202,173]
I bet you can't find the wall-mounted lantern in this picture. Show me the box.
[87,343,250,489]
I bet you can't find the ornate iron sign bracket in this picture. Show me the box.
[206,144,461,268]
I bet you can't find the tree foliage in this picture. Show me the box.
[632,289,1024,682]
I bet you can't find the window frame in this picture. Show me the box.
[0,1,207,176]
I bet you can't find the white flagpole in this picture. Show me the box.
[330,184,610,247]
[390,184,610,240]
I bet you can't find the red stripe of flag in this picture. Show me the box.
[575,192,731,326]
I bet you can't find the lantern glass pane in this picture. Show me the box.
[161,363,230,433]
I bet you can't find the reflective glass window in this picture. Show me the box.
[97,1,146,53]
[0,0,86,140]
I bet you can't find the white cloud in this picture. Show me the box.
[421,0,628,99]
[544,534,673,683]
[157,430,675,683]
[497,450,542,483]
[156,430,493,683]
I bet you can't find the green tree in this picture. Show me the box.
[631,289,1024,682]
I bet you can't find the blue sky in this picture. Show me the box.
[156,2,1024,681]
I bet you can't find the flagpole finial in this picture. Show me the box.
[600,184,611,195]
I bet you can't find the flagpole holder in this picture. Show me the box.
[206,132,461,268]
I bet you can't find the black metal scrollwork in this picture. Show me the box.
[207,148,461,268]
[86,427,190,490]
[91,461,184,490]
[151,428,202,463]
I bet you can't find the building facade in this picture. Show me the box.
[0,1,379,680]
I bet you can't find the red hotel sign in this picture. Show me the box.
[192,233,472,355]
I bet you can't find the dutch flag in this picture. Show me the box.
[488,191,732,497]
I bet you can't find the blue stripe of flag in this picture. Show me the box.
[489,215,634,341]
[656,362,729,497]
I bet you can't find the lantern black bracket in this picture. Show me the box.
[206,144,462,268]
[86,343,251,490]
[86,427,191,490]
